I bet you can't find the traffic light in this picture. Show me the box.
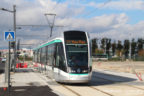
[10,41,15,48]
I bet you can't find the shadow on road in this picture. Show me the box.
[65,71,137,87]
[89,71,137,86]
[0,86,58,96]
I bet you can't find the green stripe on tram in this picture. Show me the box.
[69,73,88,75]
[33,39,62,50]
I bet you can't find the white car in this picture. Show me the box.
[2,58,6,63]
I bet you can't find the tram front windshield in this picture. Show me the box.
[64,31,88,68]
[66,44,88,67]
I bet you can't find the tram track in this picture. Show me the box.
[60,83,114,96]
[34,68,112,96]
[92,74,144,91]
[88,86,114,96]
[36,71,81,96]
[38,72,114,96]
[60,84,81,96]
[35,68,144,96]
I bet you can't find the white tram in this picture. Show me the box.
[33,30,92,83]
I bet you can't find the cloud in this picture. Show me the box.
[89,0,144,10]
[0,0,144,49]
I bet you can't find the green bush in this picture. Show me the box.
[134,56,144,61]
[108,57,121,61]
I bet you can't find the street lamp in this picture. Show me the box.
[0,5,17,70]
[0,5,16,96]
[44,13,56,38]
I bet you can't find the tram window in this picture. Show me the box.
[40,49,42,63]
[49,45,52,66]
[55,44,59,67]
[46,46,48,65]
[36,50,38,63]
[47,45,51,66]
[53,44,57,67]
[40,48,42,63]
[34,51,37,62]
[66,45,88,67]
[36,50,38,62]
[33,51,34,62]
[56,43,66,72]
[64,31,88,67]
[41,47,46,64]
[48,44,55,66]
[38,49,41,63]
[33,51,35,62]
[52,44,56,67]
[40,49,42,64]
[47,46,50,66]
[64,31,87,41]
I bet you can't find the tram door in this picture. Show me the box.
[54,44,60,80]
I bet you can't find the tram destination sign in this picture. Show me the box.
[66,40,87,44]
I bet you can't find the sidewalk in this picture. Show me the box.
[0,68,59,96]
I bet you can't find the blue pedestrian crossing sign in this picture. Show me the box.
[4,31,15,41]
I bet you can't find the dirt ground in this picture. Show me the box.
[93,61,144,74]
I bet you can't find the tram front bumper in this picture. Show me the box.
[67,73,91,83]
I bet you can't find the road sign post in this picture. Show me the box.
[4,31,15,96]
[8,41,11,96]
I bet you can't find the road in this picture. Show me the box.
[0,63,144,96]
[93,61,144,74]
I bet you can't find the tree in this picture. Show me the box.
[116,40,123,57]
[106,39,111,56]
[123,39,129,58]
[131,39,137,57]
[137,38,143,52]
[117,40,123,50]
[137,38,144,56]
[100,38,106,50]
[111,41,116,56]
[92,38,98,55]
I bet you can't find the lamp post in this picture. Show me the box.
[44,13,56,38]
[0,5,16,96]
[0,5,17,71]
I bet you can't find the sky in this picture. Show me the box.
[0,0,144,49]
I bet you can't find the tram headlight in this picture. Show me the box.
[82,69,88,73]
[71,69,76,73]
[68,67,76,73]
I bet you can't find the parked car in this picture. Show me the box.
[2,58,6,63]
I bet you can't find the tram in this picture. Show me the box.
[33,30,92,83]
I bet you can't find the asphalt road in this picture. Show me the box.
[0,62,144,96]
[0,86,59,96]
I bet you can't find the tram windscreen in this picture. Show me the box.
[64,31,88,67]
